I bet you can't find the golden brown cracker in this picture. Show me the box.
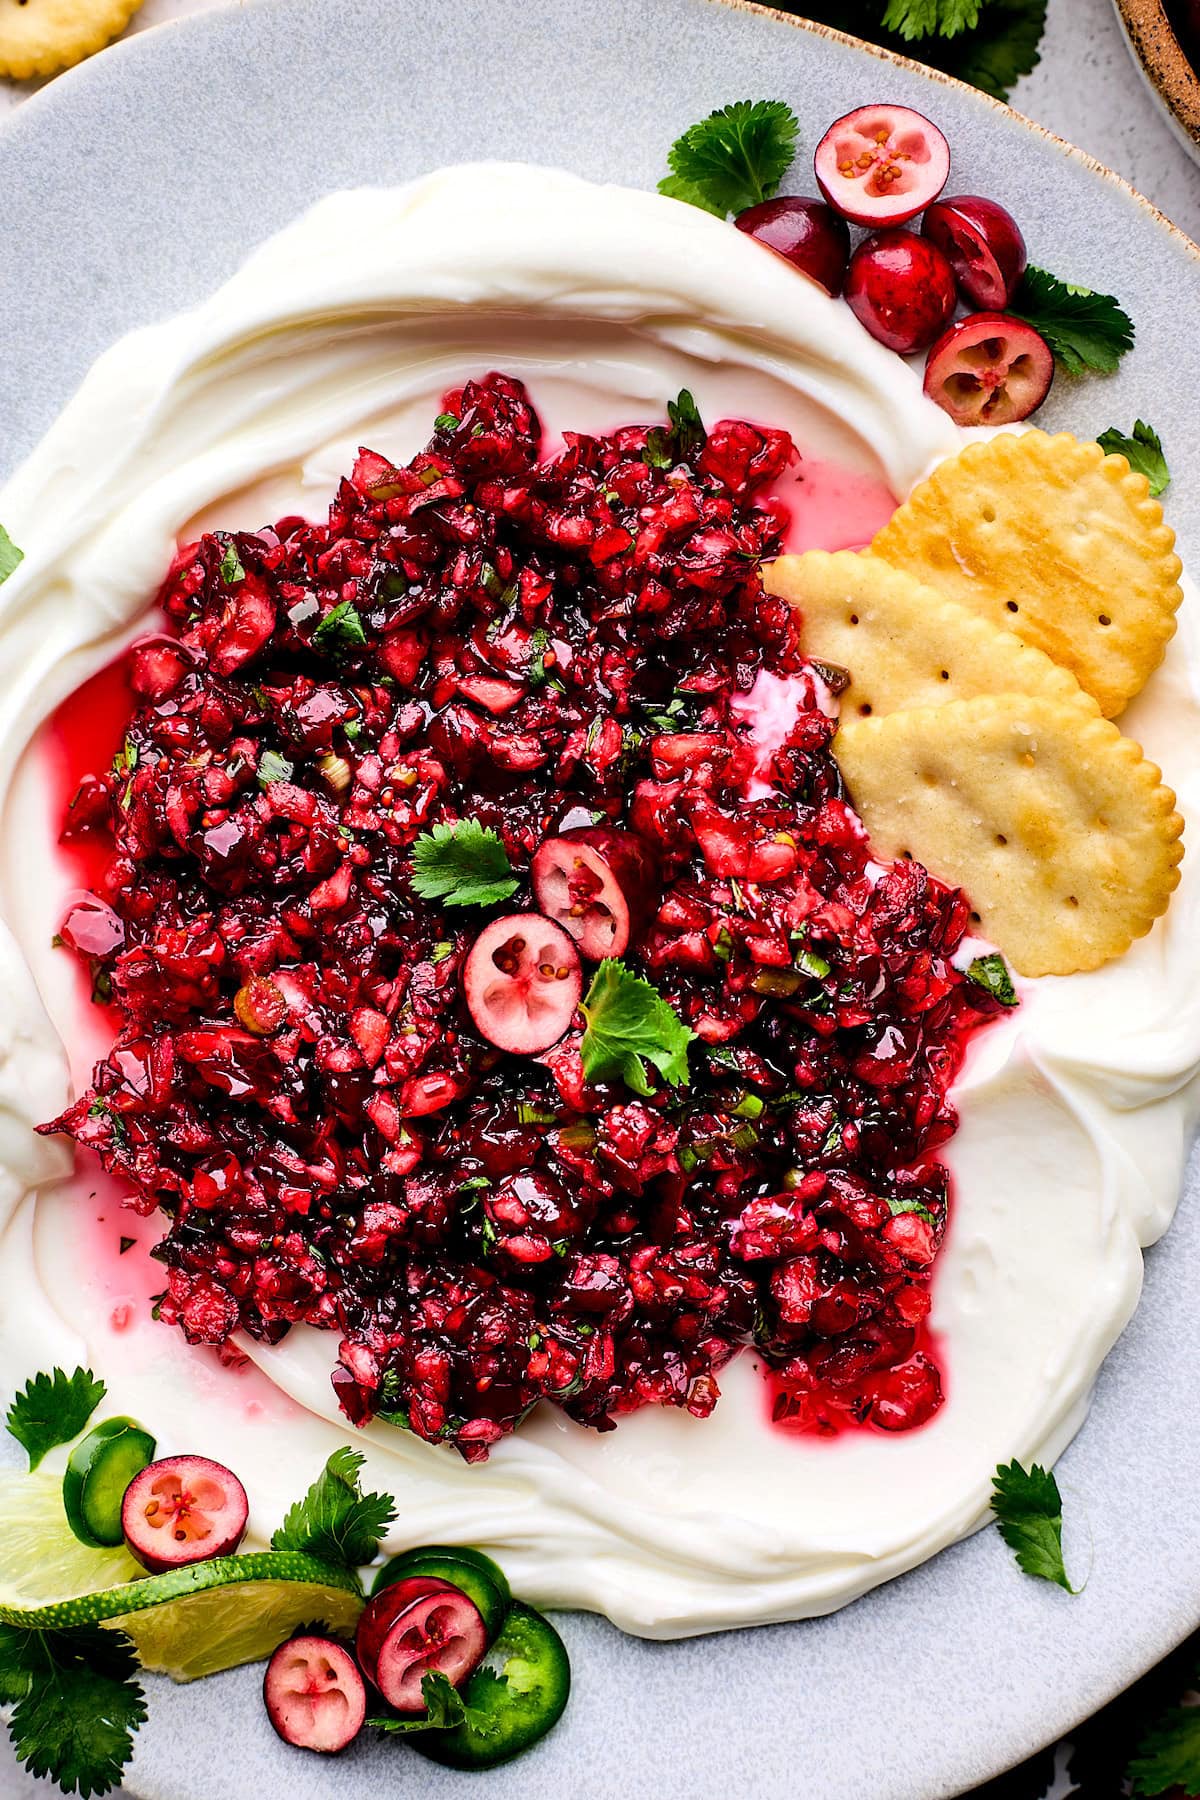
[0,0,144,78]
[834,694,1184,977]
[764,549,1099,723]
[870,431,1182,719]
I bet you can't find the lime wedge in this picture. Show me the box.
[0,1550,364,1683]
[0,1472,141,1606]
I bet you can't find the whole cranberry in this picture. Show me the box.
[844,230,957,355]
[735,196,852,296]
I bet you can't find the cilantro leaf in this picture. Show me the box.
[1097,420,1170,497]
[218,541,245,585]
[312,599,367,656]
[1,1624,146,1798]
[271,1445,396,1571]
[659,100,799,218]
[6,1368,106,1470]
[1011,266,1135,375]
[990,1459,1077,1592]
[1129,1701,1200,1797]
[789,0,1045,103]
[580,960,694,1097]
[644,389,707,470]
[371,1669,495,1735]
[881,0,981,37]
[887,1196,938,1226]
[966,953,1018,1007]
[410,818,519,909]
[0,523,24,586]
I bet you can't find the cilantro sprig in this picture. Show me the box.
[1129,1697,1200,1797]
[271,1446,396,1572]
[410,818,519,910]
[5,1368,106,1471]
[659,100,799,218]
[1011,266,1135,375]
[990,1459,1077,1593]
[0,1623,146,1799]
[0,524,24,586]
[371,1669,493,1736]
[881,0,981,35]
[1097,420,1170,497]
[580,960,693,1097]
[644,391,706,471]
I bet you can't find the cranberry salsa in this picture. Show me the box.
[41,371,1011,1461]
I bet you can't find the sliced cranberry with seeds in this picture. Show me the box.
[924,313,1054,425]
[355,1576,487,1712]
[464,913,582,1054]
[815,104,950,228]
[532,826,657,961]
[264,1636,366,1755]
[121,1455,248,1572]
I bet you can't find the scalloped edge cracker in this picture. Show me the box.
[764,549,1100,723]
[870,431,1182,719]
[0,0,144,78]
[835,695,1184,977]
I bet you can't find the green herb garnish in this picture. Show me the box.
[659,99,799,218]
[271,1446,396,1573]
[1129,1697,1200,1797]
[990,1459,1077,1593]
[579,960,693,1097]
[1011,266,1135,375]
[1097,420,1170,497]
[218,542,245,585]
[410,818,519,910]
[5,1367,106,1471]
[0,1622,146,1798]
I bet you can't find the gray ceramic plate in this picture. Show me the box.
[1,3,1199,1797]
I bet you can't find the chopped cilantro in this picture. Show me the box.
[218,541,245,585]
[966,953,1018,1007]
[1097,420,1170,496]
[430,940,455,963]
[433,412,460,433]
[1011,266,1135,374]
[887,1196,938,1226]
[580,960,694,1097]
[5,1367,106,1470]
[659,99,799,218]
[118,1237,136,1256]
[0,524,24,586]
[645,389,706,469]
[990,1459,1077,1592]
[271,1445,395,1572]
[312,599,367,655]
[410,818,519,909]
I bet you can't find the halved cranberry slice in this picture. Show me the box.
[464,913,582,1054]
[922,195,1027,311]
[121,1455,248,1572]
[814,104,950,228]
[264,1635,366,1754]
[531,827,657,961]
[355,1576,486,1712]
[923,312,1054,425]
[734,196,851,295]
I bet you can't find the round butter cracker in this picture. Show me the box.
[0,0,144,78]
[835,694,1184,978]
[870,431,1182,719]
[764,548,1099,722]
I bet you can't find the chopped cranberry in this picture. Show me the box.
[39,372,1003,1460]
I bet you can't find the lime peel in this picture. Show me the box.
[0,1550,362,1631]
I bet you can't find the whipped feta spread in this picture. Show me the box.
[0,164,1196,1637]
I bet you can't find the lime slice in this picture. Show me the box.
[0,1550,364,1683]
[0,1471,141,1606]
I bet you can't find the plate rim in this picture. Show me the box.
[0,4,1197,1794]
